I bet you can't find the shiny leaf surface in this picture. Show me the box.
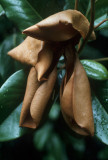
[0,103,28,142]
[81,60,108,80]
[91,80,108,112]
[0,70,28,124]
[92,94,108,145]
[0,0,42,30]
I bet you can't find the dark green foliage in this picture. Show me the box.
[0,0,108,159]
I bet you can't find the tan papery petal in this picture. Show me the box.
[23,10,95,41]
[20,67,40,128]
[35,42,53,81]
[60,51,94,136]
[8,36,42,66]
[30,67,57,128]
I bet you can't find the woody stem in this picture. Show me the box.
[75,0,79,10]
[78,0,95,53]
[94,57,108,62]
[94,19,108,29]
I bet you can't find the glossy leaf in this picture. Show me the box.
[0,74,3,87]
[64,0,89,15]
[91,80,108,113]
[0,0,42,30]
[81,60,108,80]
[0,103,28,142]
[0,34,23,82]
[92,94,108,145]
[27,0,61,18]
[95,0,108,19]
[94,14,108,30]
[0,5,4,16]
[0,69,28,124]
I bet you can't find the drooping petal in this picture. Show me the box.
[23,10,96,42]
[72,55,94,136]
[8,36,42,66]
[20,67,40,128]
[60,48,94,136]
[20,67,57,129]
[30,67,57,128]
[35,42,53,81]
[35,42,62,81]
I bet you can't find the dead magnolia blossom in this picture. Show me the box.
[8,10,96,136]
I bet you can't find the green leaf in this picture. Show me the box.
[63,0,75,10]
[64,0,89,15]
[49,102,60,120]
[0,74,3,87]
[33,123,53,151]
[81,60,108,80]
[0,34,24,82]
[0,103,28,142]
[80,44,104,59]
[27,0,62,18]
[46,133,68,160]
[100,30,108,41]
[0,5,4,16]
[0,69,28,124]
[95,0,108,19]
[92,94,108,145]
[0,0,42,31]
[94,14,108,30]
[91,80,108,113]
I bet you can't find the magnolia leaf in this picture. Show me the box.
[95,0,108,19]
[64,0,89,15]
[0,0,42,30]
[27,0,61,18]
[80,45,104,59]
[94,14,108,30]
[91,79,108,113]
[0,5,4,16]
[0,69,28,124]
[81,60,108,80]
[45,133,68,160]
[92,94,108,145]
[0,34,23,82]
[33,123,53,150]
[63,0,75,10]
[0,103,28,142]
[49,102,60,120]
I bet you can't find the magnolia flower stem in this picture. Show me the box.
[94,57,108,62]
[75,0,79,10]
[94,19,108,29]
[78,0,95,53]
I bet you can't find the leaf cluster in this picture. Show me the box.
[0,0,108,157]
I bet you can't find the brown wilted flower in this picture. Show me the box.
[8,9,96,136]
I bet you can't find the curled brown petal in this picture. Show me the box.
[60,50,94,136]
[23,10,95,41]
[8,36,42,66]
[20,67,57,128]
[72,55,94,136]
[20,67,40,128]
[35,42,53,81]
[30,67,57,128]
[36,42,63,81]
